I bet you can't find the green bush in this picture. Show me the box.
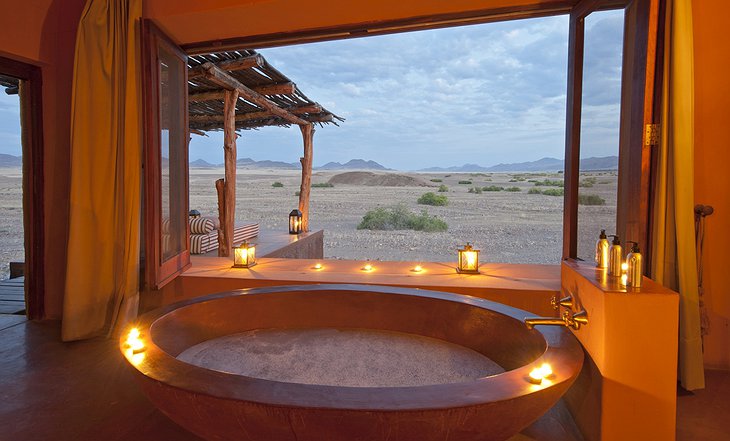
[294,190,300,196]
[458,180,472,185]
[272,181,284,188]
[529,188,564,196]
[312,182,334,188]
[505,186,521,192]
[438,184,448,192]
[579,194,606,205]
[482,185,504,192]
[468,187,483,194]
[408,210,449,232]
[542,188,565,196]
[357,204,447,232]
[579,177,597,188]
[533,179,564,187]
[430,178,442,182]
[417,192,448,206]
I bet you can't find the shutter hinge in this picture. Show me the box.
[645,123,660,146]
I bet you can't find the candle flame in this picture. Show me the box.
[362,264,373,272]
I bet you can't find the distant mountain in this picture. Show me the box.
[579,156,619,171]
[190,158,219,167]
[486,157,564,172]
[236,157,299,169]
[316,159,388,170]
[0,154,21,167]
[417,156,618,172]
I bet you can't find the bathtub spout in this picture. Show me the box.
[524,317,567,329]
[525,310,589,330]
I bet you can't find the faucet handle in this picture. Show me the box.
[565,309,589,330]
[551,295,574,311]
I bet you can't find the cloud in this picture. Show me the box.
[190,11,625,169]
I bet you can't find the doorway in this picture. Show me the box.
[0,56,44,319]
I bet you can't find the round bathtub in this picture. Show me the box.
[121,284,583,441]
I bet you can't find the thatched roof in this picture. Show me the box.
[187,50,343,133]
[0,74,19,95]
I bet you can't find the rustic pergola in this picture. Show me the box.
[187,50,342,256]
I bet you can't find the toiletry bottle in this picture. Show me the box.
[608,235,622,277]
[595,229,609,269]
[626,241,643,288]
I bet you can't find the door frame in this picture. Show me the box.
[0,55,45,319]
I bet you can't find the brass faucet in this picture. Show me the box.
[525,306,589,330]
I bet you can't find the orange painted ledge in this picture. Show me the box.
[148,256,561,315]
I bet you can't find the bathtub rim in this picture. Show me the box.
[121,283,584,411]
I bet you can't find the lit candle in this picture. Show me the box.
[362,264,373,272]
[412,265,423,273]
[313,263,323,270]
[528,363,553,384]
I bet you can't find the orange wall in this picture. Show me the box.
[0,0,86,318]
[693,0,730,370]
[144,0,572,46]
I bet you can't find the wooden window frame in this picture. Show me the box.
[563,0,661,266]
[175,0,661,269]
[0,56,45,319]
[141,20,191,290]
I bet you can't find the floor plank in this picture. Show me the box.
[0,276,25,314]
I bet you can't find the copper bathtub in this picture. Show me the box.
[121,284,583,441]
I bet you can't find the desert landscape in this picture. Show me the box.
[0,165,617,280]
[190,167,617,265]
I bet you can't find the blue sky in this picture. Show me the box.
[0,11,624,171]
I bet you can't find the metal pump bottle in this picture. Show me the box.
[607,235,622,277]
[626,241,643,288]
[595,229,610,269]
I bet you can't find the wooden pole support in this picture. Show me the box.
[221,89,239,256]
[215,178,226,256]
[298,124,315,232]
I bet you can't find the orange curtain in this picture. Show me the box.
[63,0,142,341]
[651,0,704,390]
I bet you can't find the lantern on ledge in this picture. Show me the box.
[289,209,303,234]
[232,240,256,268]
[457,243,480,274]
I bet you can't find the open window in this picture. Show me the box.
[142,21,191,289]
[563,0,660,265]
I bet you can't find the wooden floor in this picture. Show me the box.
[0,315,727,441]
[0,276,24,314]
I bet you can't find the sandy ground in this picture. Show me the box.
[190,168,617,265]
[0,168,24,280]
[0,167,616,280]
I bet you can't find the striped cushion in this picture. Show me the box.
[190,223,260,254]
[189,217,215,234]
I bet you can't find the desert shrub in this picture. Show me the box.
[294,191,300,196]
[527,179,538,183]
[533,179,564,187]
[505,186,521,192]
[272,181,284,188]
[357,204,447,232]
[599,180,612,184]
[408,211,448,232]
[482,185,504,192]
[484,178,492,181]
[579,177,597,188]
[312,182,334,188]
[468,187,483,194]
[430,178,442,182]
[509,179,517,182]
[579,194,606,205]
[529,188,564,196]
[542,188,565,196]
[417,192,448,206]
[458,180,472,185]
[438,184,448,192]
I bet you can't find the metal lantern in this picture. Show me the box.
[457,243,480,274]
[232,240,256,268]
[189,209,201,218]
[289,209,303,234]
